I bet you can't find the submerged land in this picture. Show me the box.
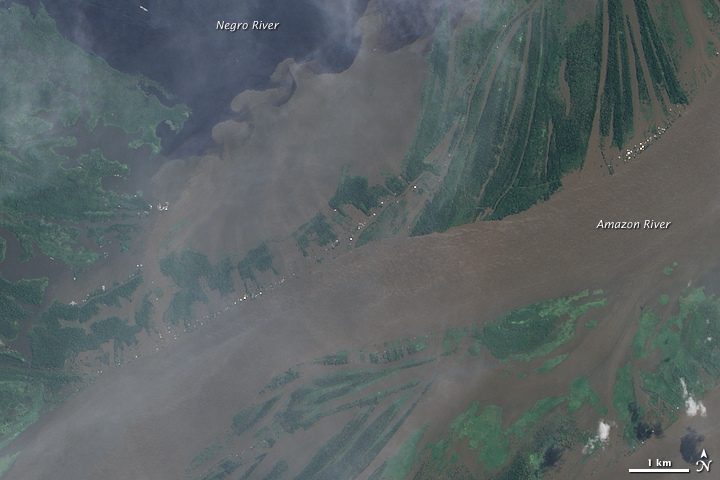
[2,0,720,479]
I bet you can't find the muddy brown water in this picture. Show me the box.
[6,8,720,480]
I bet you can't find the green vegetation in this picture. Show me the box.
[411,16,528,232]
[319,351,348,366]
[640,288,720,409]
[364,337,432,365]
[328,166,390,216]
[673,0,693,48]
[273,360,430,433]
[405,337,427,356]
[0,145,148,272]
[253,426,270,440]
[196,457,243,480]
[28,273,143,367]
[291,410,375,480]
[355,199,407,247]
[160,249,235,326]
[252,426,277,449]
[407,3,607,233]
[196,361,432,480]
[626,16,653,111]
[188,443,225,472]
[0,5,187,276]
[0,0,192,444]
[187,279,720,479]
[0,273,47,342]
[401,11,459,183]
[658,294,670,305]
[382,423,428,480]
[30,312,141,368]
[599,0,634,148]
[237,242,276,291]
[0,2,187,153]
[260,460,287,480]
[4,218,100,269]
[567,376,602,414]
[478,290,605,361]
[237,453,266,480]
[289,387,428,480]
[490,415,582,480]
[607,288,720,447]
[134,293,155,333]
[322,0,713,243]
[634,0,687,104]
[382,340,407,363]
[168,220,186,233]
[531,353,568,374]
[612,362,635,420]
[631,308,660,358]
[450,402,508,469]
[701,0,720,25]
[583,320,598,329]
[231,396,280,436]
[383,173,406,196]
[0,4,189,275]
[296,213,336,255]
[507,397,566,439]
[187,283,624,480]
[441,328,464,355]
[706,40,717,58]
[86,222,141,253]
[424,378,594,477]
[265,368,301,391]
[0,365,81,450]
[612,363,666,446]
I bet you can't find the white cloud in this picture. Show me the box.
[597,420,611,441]
[582,420,612,454]
[680,378,708,417]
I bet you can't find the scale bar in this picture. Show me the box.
[628,468,690,473]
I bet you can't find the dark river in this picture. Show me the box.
[9,0,371,156]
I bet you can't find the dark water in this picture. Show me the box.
[0,0,442,357]
[11,0,371,157]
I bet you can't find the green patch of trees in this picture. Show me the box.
[237,243,274,282]
[0,273,47,342]
[231,396,280,436]
[27,274,143,367]
[160,249,236,325]
[296,213,336,255]
[329,166,390,216]
[634,0,687,105]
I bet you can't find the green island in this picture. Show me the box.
[1,0,720,478]
[295,213,337,255]
[0,270,154,452]
[0,3,189,274]
[0,2,190,453]
[477,289,605,361]
[28,272,145,368]
[328,165,391,216]
[183,274,720,479]
[184,288,612,480]
[160,249,236,327]
[303,0,713,251]
[236,242,277,292]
